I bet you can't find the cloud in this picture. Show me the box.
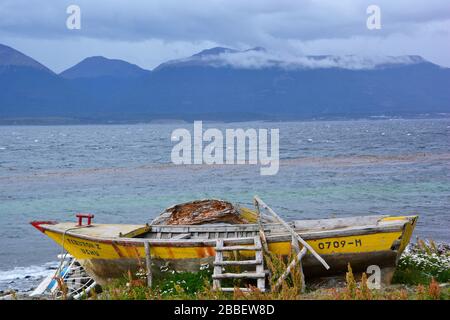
[180,49,427,70]
[0,0,449,71]
[1,0,449,42]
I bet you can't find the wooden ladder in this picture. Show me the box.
[213,236,266,292]
[253,195,330,293]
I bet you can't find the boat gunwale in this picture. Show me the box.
[41,220,412,248]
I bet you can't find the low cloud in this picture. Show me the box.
[196,49,426,70]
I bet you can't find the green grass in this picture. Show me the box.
[100,269,215,300]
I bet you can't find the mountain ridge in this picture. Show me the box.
[0,44,54,73]
[0,44,449,123]
[60,56,151,79]
[153,47,435,72]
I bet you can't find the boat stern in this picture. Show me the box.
[397,215,419,254]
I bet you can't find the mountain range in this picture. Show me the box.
[0,43,449,124]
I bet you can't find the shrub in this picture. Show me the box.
[393,239,450,285]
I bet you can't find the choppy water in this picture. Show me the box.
[0,119,449,292]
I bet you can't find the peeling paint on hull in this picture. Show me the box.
[32,215,417,286]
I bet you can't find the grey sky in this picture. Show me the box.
[0,0,449,73]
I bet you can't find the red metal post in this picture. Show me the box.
[76,213,94,226]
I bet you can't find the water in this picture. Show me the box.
[0,119,449,292]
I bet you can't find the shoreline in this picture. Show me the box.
[0,114,449,126]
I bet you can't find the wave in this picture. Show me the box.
[0,261,57,283]
[282,152,450,166]
[1,152,450,184]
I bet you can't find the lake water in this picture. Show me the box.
[0,119,449,292]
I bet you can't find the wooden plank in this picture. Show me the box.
[47,217,407,247]
[144,241,152,288]
[49,213,405,238]
[291,235,300,254]
[255,200,270,254]
[221,287,266,293]
[213,239,223,290]
[150,223,283,233]
[214,259,262,266]
[273,247,307,291]
[152,215,391,232]
[216,245,258,251]
[298,224,405,239]
[147,223,404,241]
[171,233,191,240]
[254,195,330,270]
[259,230,269,253]
[255,200,271,286]
[213,272,266,279]
[50,225,400,248]
[298,259,305,293]
[293,215,389,231]
[254,237,266,291]
[291,235,305,292]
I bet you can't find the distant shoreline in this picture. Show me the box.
[0,113,449,126]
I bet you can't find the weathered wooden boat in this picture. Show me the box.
[31,197,417,289]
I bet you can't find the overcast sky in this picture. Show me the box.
[0,0,449,73]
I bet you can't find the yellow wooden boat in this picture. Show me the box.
[31,198,417,286]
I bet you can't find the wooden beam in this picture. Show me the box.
[254,199,271,286]
[220,287,266,293]
[298,260,305,293]
[171,233,191,240]
[254,199,270,253]
[254,237,266,291]
[254,195,330,270]
[273,247,307,291]
[216,245,258,251]
[214,259,262,266]
[213,239,223,290]
[213,272,266,279]
[291,235,300,254]
[291,235,305,292]
[144,241,152,288]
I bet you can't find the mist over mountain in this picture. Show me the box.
[156,47,428,71]
[0,44,449,123]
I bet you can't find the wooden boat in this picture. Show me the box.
[31,198,418,287]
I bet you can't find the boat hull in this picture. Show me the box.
[36,216,417,286]
[74,250,398,286]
